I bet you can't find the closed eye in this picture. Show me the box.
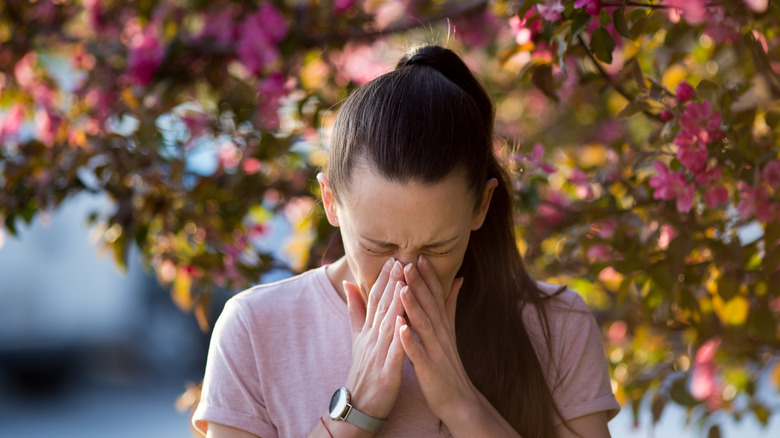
[363,245,394,256]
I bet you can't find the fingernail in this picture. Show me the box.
[385,257,395,269]
[404,263,413,274]
[401,285,409,296]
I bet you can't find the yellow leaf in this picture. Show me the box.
[661,64,688,91]
[579,144,607,167]
[772,361,780,392]
[122,88,139,112]
[248,204,272,224]
[713,294,749,326]
[172,268,193,311]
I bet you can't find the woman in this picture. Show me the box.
[193,45,620,437]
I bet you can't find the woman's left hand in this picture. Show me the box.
[398,255,478,423]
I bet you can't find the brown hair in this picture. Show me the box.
[327,45,562,437]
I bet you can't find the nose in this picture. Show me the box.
[393,250,419,267]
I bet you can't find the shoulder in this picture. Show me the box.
[228,266,331,313]
[527,281,593,330]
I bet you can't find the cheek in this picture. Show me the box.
[342,234,385,292]
[428,256,463,295]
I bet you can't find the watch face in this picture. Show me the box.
[328,387,349,419]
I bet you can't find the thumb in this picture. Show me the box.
[444,277,464,326]
[344,281,367,337]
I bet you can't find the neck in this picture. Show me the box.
[324,256,359,304]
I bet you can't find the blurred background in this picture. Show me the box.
[2,0,780,437]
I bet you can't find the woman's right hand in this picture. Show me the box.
[341,257,407,422]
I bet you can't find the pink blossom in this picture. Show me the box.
[14,52,37,88]
[586,244,613,262]
[690,338,722,410]
[329,41,393,85]
[648,162,695,213]
[127,27,164,85]
[703,6,740,44]
[678,100,721,144]
[570,168,594,200]
[35,107,61,147]
[660,108,674,121]
[762,160,780,187]
[334,0,358,14]
[607,320,627,344]
[658,224,676,250]
[737,181,776,222]
[665,0,706,24]
[536,0,565,22]
[237,3,288,76]
[695,167,723,186]
[535,189,568,231]
[509,11,542,46]
[218,142,241,170]
[197,7,239,46]
[674,134,708,174]
[520,143,557,174]
[704,185,728,209]
[453,10,497,47]
[243,158,261,175]
[744,0,769,13]
[256,72,287,130]
[0,104,25,144]
[675,80,696,102]
[574,0,602,16]
[591,219,618,239]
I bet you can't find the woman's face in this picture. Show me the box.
[320,166,496,299]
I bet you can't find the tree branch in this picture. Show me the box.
[578,35,663,122]
[299,0,488,47]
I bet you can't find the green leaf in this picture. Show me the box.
[570,12,591,39]
[613,7,631,39]
[618,101,651,118]
[630,16,648,39]
[696,79,720,93]
[599,9,611,26]
[591,27,616,64]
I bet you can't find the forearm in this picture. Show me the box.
[439,391,522,438]
[306,416,376,438]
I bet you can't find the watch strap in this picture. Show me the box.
[343,405,387,434]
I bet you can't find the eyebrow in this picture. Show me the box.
[360,235,458,249]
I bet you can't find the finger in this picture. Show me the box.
[403,263,444,328]
[374,281,405,355]
[365,257,395,328]
[400,285,438,348]
[399,323,428,369]
[384,315,407,374]
[344,281,366,340]
[444,277,464,327]
[416,255,445,300]
[374,260,404,327]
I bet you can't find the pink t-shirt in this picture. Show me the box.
[192,266,620,437]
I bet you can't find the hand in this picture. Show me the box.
[342,257,407,420]
[399,256,477,423]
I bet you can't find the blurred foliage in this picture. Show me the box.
[1,0,780,434]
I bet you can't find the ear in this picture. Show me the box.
[317,172,340,227]
[471,178,498,231]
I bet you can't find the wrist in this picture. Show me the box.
[329,387,388,435]
[324,416,376,438]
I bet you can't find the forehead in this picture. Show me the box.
[340,168,476,242]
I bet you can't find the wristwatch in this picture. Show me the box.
[328,387,388,434]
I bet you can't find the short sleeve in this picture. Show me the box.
[192,298,278,438]
[550,293,621,424]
